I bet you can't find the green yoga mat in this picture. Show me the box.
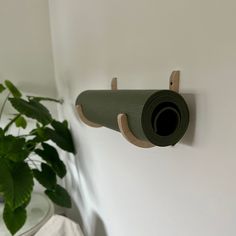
[76,90,189,146]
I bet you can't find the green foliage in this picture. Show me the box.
[45,185,72,208]
[0,135,29,162]
[3,204,27,235]
[33,163,57,190]
[0,159,33,209]
[44,120,75,153]
[4,80,22,98]
[0,80,75,235]
[27,96,62,103]
[0,159,14,202]
[9,98,52,125]
[35,143,66,178]
[0,83,5,93]
[15,116,27,129]
[3,114,21,133]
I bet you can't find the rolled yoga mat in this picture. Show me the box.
[76,90,189,147]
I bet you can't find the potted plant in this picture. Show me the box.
[0,80,75,235]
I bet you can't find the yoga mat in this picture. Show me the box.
[76,90,189,146]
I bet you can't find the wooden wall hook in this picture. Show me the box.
[76,104,102,128]
[111,77,118,90]
[76,71,181,147]
[117,113,155,148]
[169,71,180,93]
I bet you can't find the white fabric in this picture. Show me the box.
[35,215,84,236]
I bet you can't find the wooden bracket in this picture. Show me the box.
[117,113,155,148]
[76,104,102,128]
[169,71,180,93]
[76,71,180,148]
[113,78,154,148]
[111,77,118,90]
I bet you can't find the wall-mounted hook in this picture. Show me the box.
[111,77,118,90]
[169,71,180,93]
[76,105,102,128]
[112,78,154,148]
[75,70,189,148]
[117,113,155,148]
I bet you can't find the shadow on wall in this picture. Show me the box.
[65,196,84,233]
[180,93,196,146]
[90,212,108,236]
[61,130,107,236]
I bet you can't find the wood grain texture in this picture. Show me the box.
[111,77,118,90]
[169,71,180,93]
[117,113,155,148]
[76,104,102,128]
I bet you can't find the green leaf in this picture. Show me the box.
[0,83,6,93]
[45,184,71,208]
[12,162,34,209]
[25,140,37,152]
[15,116,27,129]
[28,127,49,144]
[3,203,26,235]
[3,114,21,133]
[21,195,31,208]
[9,98,52,125]
[0,159,34,209]
[0,135,29,162]
[34,127,49,142]
[44,120,75,153]
[4,80,22,98]
[33,163,57,190]
[35,143,66,178]
[0,127,4,137]
[0,159,13,202]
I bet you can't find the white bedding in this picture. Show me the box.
[35,215,84,236]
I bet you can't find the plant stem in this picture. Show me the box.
[3,114,21,133]
[17,134,35,138]
[0,93,10,121]
[27,95,63,104]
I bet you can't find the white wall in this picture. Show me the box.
[49,1,236,236]
[0,0,56,96]
[0,0,58,193]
